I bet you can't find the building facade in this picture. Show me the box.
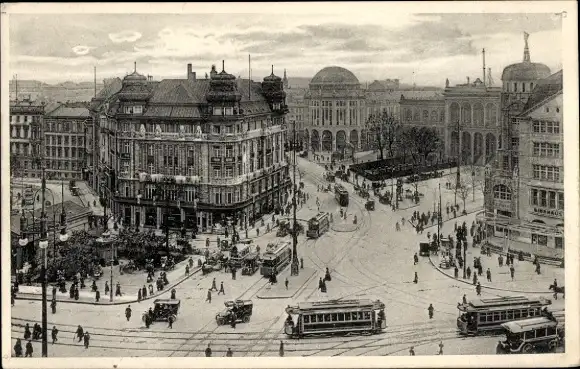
[400,93,446,155]
[365,79,401,121]
[303,66,367,153]
[90,63,290,233]
[483,35,562,258]
[443,77,502,166]
[43,104,90,180]
[9,98,45,178]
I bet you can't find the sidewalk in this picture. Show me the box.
[15,254,205,305]
[256,267,317,299]
[428,242,564,294]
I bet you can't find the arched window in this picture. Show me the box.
[450,102,460,123]
[422,110,429,122]
[461,103,471,124]
[413,109,420,121]
[494,184,512,200]
[405,109,412,122]
[431,110,438,122]
[439,109,445,122]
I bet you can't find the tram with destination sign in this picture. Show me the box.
[457,296,552,335]
[334,184,349,207]
[284,299,386,338]
[306,212,330,239]
[260,241,291,278]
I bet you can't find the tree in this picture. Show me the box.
[454,178,472,214]
[365,112,402,160]
[414,127,441,165]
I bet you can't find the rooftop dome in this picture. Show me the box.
[310,66,359,85]
[124,71,147,82]
[502,62,551,82]
[501,33,551,82]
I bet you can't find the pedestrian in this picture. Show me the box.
[279,340,285,357]
[285,278,289,290]
[95,289,100,302]
[428,304,434,319]
[466,266,471,279]
[148,284,154,295]
[205,344,212,357]
[51,298,57,314]
[498,255,503,267]
[409,346,415,356]
[476,282,482,296]
[438,341,444,355]
[454,266,459,279]
[142,285,147,298]
[413,272,418,284]
[318,277,324,290]
[300,257,304,269]
[395,222,400,231]
[486,268,492,282]
[536,262,541,275]
[52,285,57,300]
[83,332,90,349]
[76,325,84,342]
[25,340,33,357]
[125,305,132,321]
[104,281,110,295]
[24,323,31,340]
[211,278,218,291]
[91,280,97,292]
[206,289,212,303]
[257,228,260,237]
[14,338,23,357]
[553,279,558,288]
[116,282,122,296]
[226,347,233,357]
[473,272,478,286]
[462,294,467,305]
[168,314,174,329]
[51,326,58,344]
[510,265,515,280]
[32,323,41,340]
[414,253,419,265]
[74,286,80,300]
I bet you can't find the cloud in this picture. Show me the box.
[72,45,92,56]
[109,30,142,43]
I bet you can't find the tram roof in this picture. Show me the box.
[294,299,382,311]
[262,241,290,257]
[501,317,557,333]
[459,296,550,311]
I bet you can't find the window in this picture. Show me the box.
[533,142,560,157]
[226,146,233,157]
[213,167,220,178]
[225,167,233,178]
[533,120,560,134]
[213,107,223,116]
[213,125,221,134]
[558,192,564,210]
[58,136,62,145]
[214,192,221,204]
[494,184,511,200]
[225,107,234,116]
[531,189,539,206]
[533,165,561,182]
[549,191,556,208]
[213,146,221,157]
[304,316,310,324]
[134,106,142,114]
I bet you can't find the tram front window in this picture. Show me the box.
[505,332,522,348]
[262,259,275,267]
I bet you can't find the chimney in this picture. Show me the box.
[467,77,470,84]
[187,64,193,80]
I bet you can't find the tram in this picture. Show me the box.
[306,212,330,239]
[284,299,386,338]
[457,296,552,335]
[260,241,291,278]
[334,184,349,207]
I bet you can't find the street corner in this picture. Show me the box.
[256,267,317,299]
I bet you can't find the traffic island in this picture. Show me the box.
[330,218,359,233]
[256,267,317,299]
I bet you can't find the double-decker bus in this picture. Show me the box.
[284,299,386,338]
[457,296,551,335]
[260,241,291,278]
[306,212,330,239]
[496,312,564,354]
[334,184,349,207]
[229,243,252,268]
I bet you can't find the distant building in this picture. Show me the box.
[399,92,446,157]
[43,103,91,180]
[443,76,502,166]
[9,98,45,178]
[303,66,367,153]
[482,34,562,259]
[365,79,401,120]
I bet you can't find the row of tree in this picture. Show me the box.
[365,111,441,164]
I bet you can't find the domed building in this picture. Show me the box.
[303,66,367,157]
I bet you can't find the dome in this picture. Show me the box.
[213,69,236,81]
[263,72,282,82]
[501,62,551,82]
[310,66,359,85]
[123,71,147,82]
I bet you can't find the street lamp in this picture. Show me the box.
[38,168,49,357]
[289,120,299,276]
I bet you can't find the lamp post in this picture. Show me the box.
[39,168,49,357]
[290,120,299,276]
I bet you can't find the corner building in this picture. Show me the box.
[91,63,290,232]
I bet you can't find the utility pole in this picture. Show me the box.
[455,120,461,207]
[39,168,48,357]
[291,120,299,276]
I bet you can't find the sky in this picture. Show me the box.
[8,10,563,87]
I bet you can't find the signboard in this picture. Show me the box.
[211,157,222,163]
[120,153,131,160]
